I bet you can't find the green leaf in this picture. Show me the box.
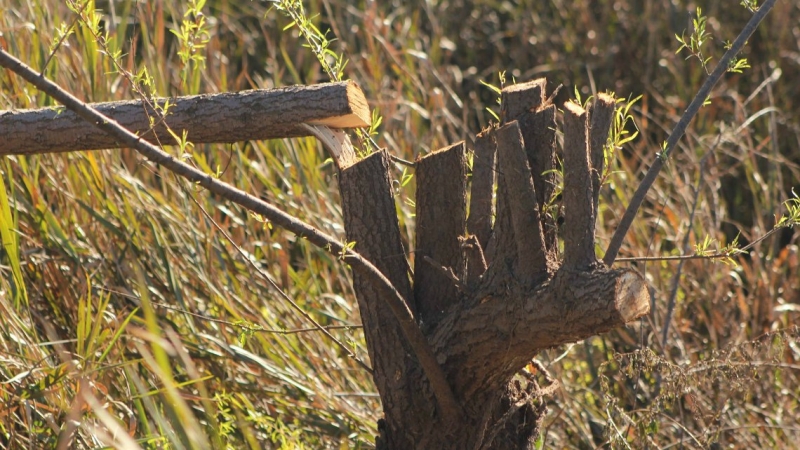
[485,107,500,122]
[479,79,502,95]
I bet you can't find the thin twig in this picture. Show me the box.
[333,392,381,397]
[0,48,463,423]
[183,186,373,371]
[390,153,416,166]
[616,224,789,263]
[603,0,778,265]
[530,359,555,385]
[41,0,92,73]
[423,255,467,292]
[617,253,736,262]
[95,286,363,335]
[661,141,715,348]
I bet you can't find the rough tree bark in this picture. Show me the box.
[338,151,437,449]
[0,81,370,155]
[414,142,467,323]
[466,129,496,253]
[333,79,648,449]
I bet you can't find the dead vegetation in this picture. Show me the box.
[0,0,799,448]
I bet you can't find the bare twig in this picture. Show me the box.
[183,185,373,372]
[0,48,463,423]
[616,224,789,263]
[661,146,713,348]
[459,234,488,285]
[530,359,555,385]
[390,154,416,166]
[617,253,735,263]
[423,256,467,292]
[603,0,778,265]
[94,286,364,335]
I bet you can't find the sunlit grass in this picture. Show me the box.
[1,0,798,448]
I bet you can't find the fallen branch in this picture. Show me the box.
[0,80,370,157]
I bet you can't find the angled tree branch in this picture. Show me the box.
[603,0,778,265]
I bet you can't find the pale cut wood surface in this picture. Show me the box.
[0,80,370,155]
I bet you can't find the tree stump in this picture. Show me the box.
[336,79,650,449]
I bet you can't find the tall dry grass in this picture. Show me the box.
[0,0,798,448]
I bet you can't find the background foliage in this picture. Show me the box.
[0,0,798,448]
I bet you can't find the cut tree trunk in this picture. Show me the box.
[414,142,467,323]
[331,79,647,449]
[0,81,370,156]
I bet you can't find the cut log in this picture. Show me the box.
[0,81,370,155]
[467,127,496,252]
[495,121,548,282]
[490,79,547,269]
[562,101,597,269]
[414,142,467,325]
[588,93,617,227]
